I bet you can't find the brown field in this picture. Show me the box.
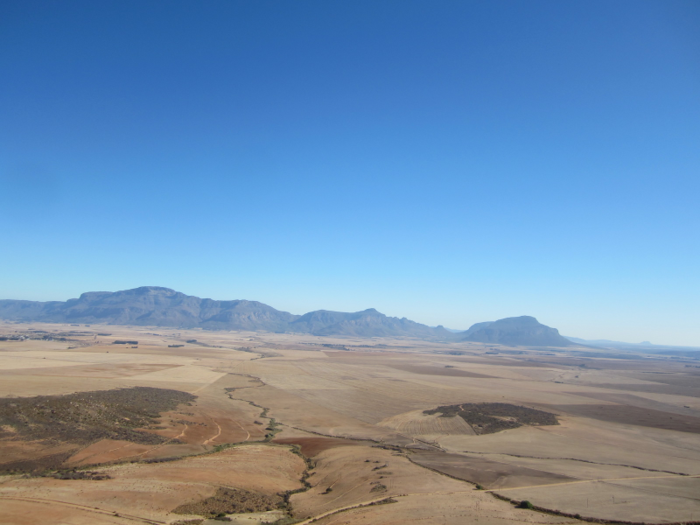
[1,321,699,524]
[272,437,362,457]
[409,450,577,489]
[546,403,700,433]
[384,363,496,378]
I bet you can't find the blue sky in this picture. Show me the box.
[1,1,699,345]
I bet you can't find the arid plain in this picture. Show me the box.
[1,321,699,525]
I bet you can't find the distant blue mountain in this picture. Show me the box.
[565,336,700,353]
[0,286,450,339]
[458,316,572,347]
[0,287,579,347]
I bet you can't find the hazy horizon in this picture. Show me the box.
[2,283,697,347]
[2,1,699,346]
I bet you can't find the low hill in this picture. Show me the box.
[459,316,572,347]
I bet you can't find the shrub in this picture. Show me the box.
[517,500,534,509]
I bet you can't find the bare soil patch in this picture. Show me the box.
[424,403,558,435]
[565,391,700,417]
[385,364,495,378]
[582,382,700,398]
[0,450,76,473]
[548,403,700,433]
[64,438,155,466]
[409,450,576,489]
[378,409,476,436]
[451,356,567,369]
[639,372,700,387]
[0,362,181,379]
[173,487,284,516]
[272,437,359,457]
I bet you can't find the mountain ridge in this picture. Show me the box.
[0,286,450,340]
[0,286,567,345]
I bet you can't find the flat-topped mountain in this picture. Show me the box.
[459,316,572,347]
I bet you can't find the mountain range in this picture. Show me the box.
[565,336,700,353]
[0,286,572,346]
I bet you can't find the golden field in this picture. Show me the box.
[0,321,698,525]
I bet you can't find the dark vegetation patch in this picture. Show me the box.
[0,334,70,342]
[547,403,700,434]
[424,403,558,435]
[0,387,196,446]
[264,418,281,441]
[173,487,283,516]
[48,469,111,480]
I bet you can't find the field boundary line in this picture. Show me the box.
[296,496,399,524]
[460,449,691,476]
[489,473,700,493]
[0,495,165,524]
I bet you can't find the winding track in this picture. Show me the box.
[203,421,222,445]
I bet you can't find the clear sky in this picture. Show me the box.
[1,1,699,345]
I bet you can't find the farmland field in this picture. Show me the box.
[1,321,699,524]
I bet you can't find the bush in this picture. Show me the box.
[517,500,534,509]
